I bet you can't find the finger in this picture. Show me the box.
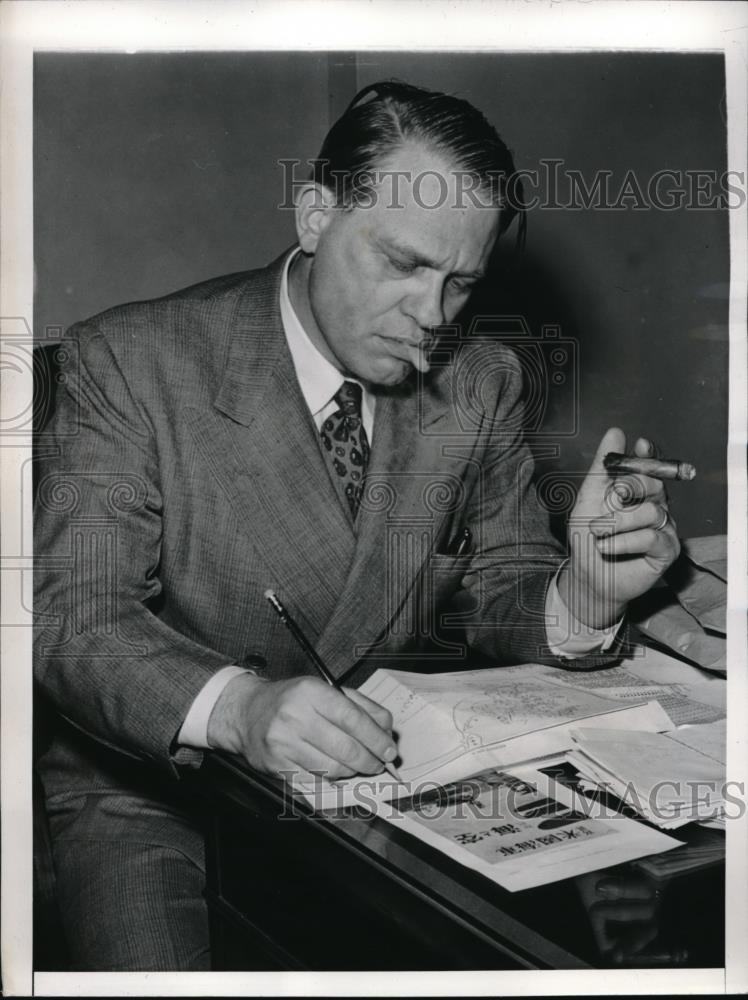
[302,711,385,775]
[343,687,394,733]
[633,436,657,459]
[605,475,665,510]
[257,714,362,780]
[576,427,627,510]
[270,680,391,774]
[594,427,627,470]
[595,527,674,558]
[590,502,670,538]
[312,688,398,770]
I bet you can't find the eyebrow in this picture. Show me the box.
[380,236,486,281]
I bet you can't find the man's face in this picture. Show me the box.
[300,142,501,386]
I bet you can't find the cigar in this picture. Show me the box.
[603,453,696,481]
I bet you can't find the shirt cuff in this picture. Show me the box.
[177,665,251,750]
[545,567,623,658]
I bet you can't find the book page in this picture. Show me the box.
[295,667,672,810]
[361,666,667,781]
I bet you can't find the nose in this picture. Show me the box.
[403,273,445,332]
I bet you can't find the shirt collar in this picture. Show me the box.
[280,248,352,418]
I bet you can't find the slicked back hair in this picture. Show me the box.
[312,80,525,245]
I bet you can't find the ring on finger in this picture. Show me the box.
[654,507,670,531]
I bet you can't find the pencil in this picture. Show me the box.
[264,589,404,783]
[603,453,696,481]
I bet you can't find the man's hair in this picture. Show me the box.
[312,80,525,242]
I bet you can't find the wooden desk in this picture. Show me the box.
[202,754,724,971]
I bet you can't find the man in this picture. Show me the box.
[34,81,679,970]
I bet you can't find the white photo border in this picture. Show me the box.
[1,1,746,996]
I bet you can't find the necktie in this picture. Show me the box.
[320,380,370,519]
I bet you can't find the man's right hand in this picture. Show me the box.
[206,673,397,781]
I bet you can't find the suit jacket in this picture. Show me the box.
[34,250,621,803]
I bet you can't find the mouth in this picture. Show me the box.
[377,334,432,373]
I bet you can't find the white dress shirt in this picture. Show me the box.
[178,250,619,749]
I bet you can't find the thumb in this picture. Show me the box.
[575,427,626,513]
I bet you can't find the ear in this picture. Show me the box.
[294,182,336,253]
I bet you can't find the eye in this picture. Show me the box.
[449,277,475,295]
[388,256,416,275]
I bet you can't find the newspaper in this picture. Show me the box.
[376,762,681,892]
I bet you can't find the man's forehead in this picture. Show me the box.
[357,181,500,273]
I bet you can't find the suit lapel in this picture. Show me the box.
[188,254,356,638]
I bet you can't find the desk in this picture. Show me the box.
[202,754,724,971]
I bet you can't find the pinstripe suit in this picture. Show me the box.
[34,249,620,968]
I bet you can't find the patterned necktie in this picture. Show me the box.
[320,380,370,519]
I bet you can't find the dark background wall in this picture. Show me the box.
[34,51,728,538]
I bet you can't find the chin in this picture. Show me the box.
[367,358,412,387]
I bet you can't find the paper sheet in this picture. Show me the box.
[617,645,721,684]
[296,654,724,811]
[636,603,726,673]
[360,666,671,782]
[533,650,726,727]
[633,824,724,880]
[502,646,720,688]
[681,535,727,582]
[297,665,673,809]
[591,683,725,726]
[569,727,725,827]
[673,571,727,635]
[665,718,726,765]
[376,762,682,892]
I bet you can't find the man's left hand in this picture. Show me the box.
[557,427,681,630]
